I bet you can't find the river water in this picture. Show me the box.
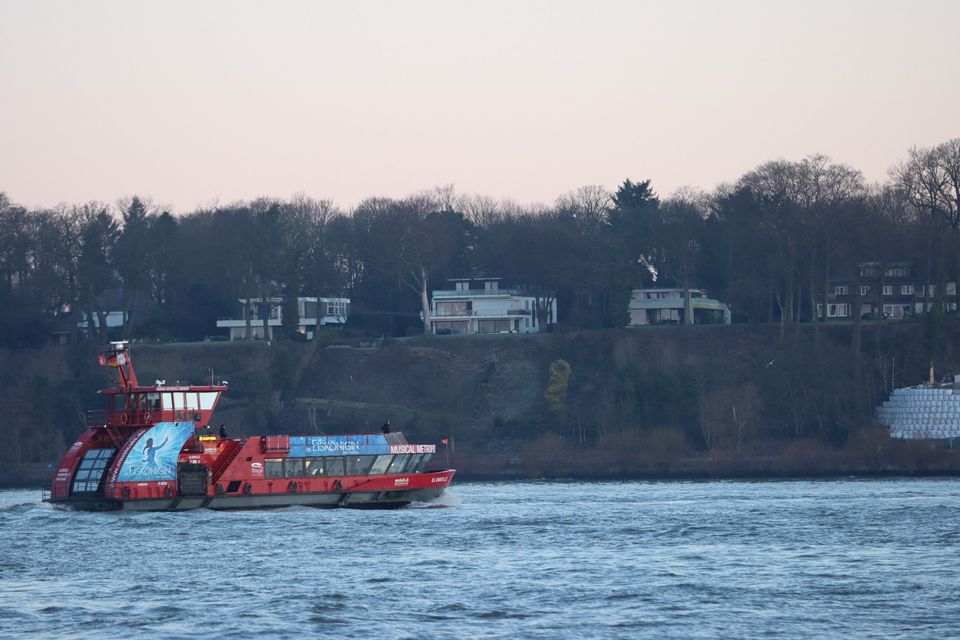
[1,479,959,639]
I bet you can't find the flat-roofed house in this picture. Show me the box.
[628,288,731,326]
[216,296,349,341]
[429,277,556,335]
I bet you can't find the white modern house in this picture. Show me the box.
[628,288,731,326]
[217,296,350,341]
[429,277,556,335]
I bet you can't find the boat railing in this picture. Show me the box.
[87,409,108,426]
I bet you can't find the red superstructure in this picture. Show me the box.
[46,342,455,511]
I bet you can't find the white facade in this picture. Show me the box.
[628,288,731,326]
[429,278,556,335]
[217,296,350,341]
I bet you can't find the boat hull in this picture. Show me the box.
[46,485,450,512]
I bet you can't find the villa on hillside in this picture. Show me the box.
[627,288,731,326]
[819,261,957,321]
[216,296,349,341]
[428,277,556,335]
[51,288,157,344]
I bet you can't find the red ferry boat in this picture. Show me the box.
[45,342,455,511]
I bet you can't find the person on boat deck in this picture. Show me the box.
[219,423,228,438]
[381,420,391,434]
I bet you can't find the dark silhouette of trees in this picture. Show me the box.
[0,137,956,351]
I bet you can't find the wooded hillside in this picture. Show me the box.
[4,321,960,485]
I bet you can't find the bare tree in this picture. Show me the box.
[893,139,960,285]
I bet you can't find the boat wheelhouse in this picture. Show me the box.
[46,342,454,511]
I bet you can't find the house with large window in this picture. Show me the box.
[216,296,349,341]
[428,277,556,335]
[627,288,731,326]
[820,262,957,321]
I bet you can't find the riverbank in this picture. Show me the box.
[4,322,960,487]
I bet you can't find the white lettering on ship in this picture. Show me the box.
[389,444,436,454]
[305,441,361,454]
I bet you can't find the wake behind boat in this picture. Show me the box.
[45,342,455,511]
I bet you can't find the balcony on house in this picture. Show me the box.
[428,277,555,335]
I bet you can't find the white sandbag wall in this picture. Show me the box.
[877,387,960,439]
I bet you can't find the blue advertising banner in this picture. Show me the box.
[116,422,194,482]
[288,435,390,457]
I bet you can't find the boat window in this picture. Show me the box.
[368,455,393,475]
[304,458,324,476]
[325,457,345,477]
[113,394,125,411]
[344,456,374,476]
[172,392,185,410]
[199,392,218,411]
[162,393,174,410]
[386,455,408,474]
[284,458,304,477]
[145,393,161,410]
[70,448,116,495]
[404,454,425,473]
[264,458,283,478]
[184,392,199,410]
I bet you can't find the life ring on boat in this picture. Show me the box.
[215,483,225,496]
[163,486,173,498]
[143,412,151,423]
[288,481,299,493]
[332,479,343,492]
[242,482,253,496]
[120,413,128,425]
[121,486,131,499]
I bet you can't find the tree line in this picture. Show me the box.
[1,138,958,347]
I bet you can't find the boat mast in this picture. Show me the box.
[101,340,139,388]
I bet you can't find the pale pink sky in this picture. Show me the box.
[1,0,957,212]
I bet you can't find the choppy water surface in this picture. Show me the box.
[2,479,960,639]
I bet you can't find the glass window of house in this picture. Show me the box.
[859,285,870,296]
[902,284,914,295]
[883,285,893,296]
